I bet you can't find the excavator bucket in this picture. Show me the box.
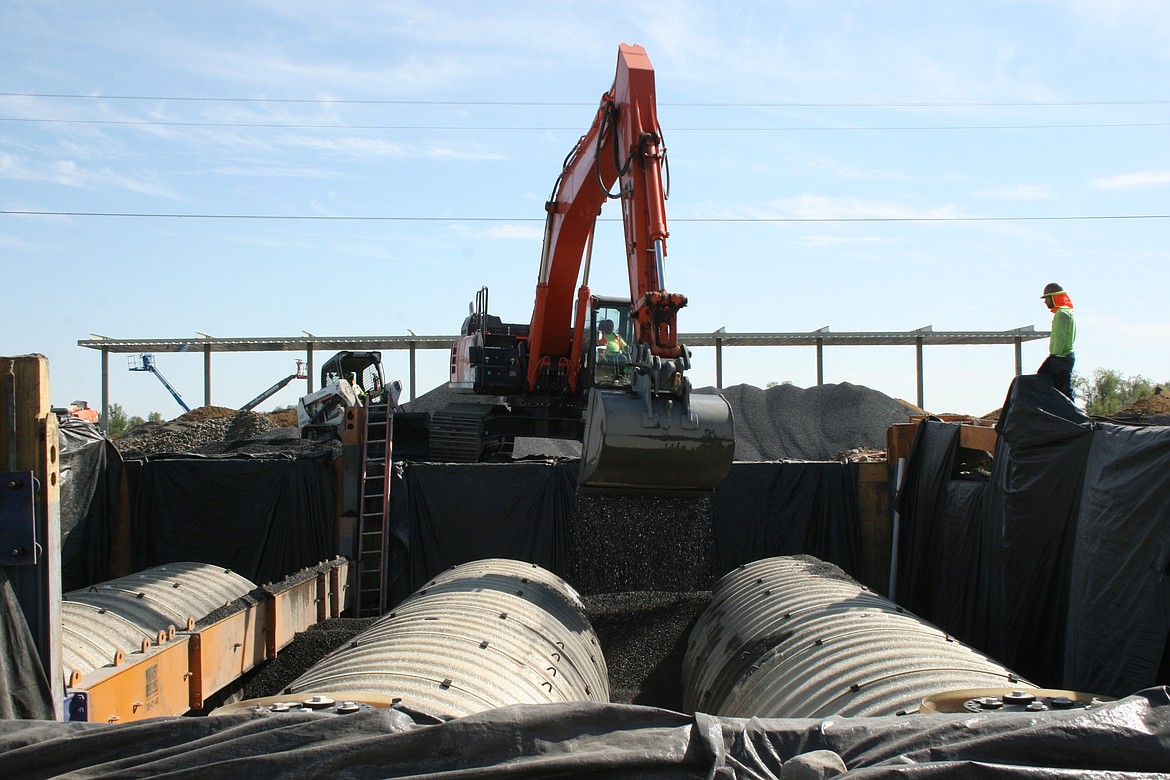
[578,388,735,494]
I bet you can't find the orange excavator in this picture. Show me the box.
[448,43,735,494]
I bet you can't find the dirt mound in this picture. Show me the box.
[113,408,331,459]
[267,409,298,428]
[176,405,237,422]
[1120,390,1170,416]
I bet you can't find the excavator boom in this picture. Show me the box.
[450,44,735,494]
[530,43,685,395]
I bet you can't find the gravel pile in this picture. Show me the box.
[697,382,917,461]
[242,617,380,699]
[570,494,715,595]
[583,591,711,707]
[113,407,335,458]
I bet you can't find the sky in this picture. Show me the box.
[3,0,1168,420]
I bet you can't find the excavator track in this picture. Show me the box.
[429,404,514,463]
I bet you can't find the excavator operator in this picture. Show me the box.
[598,319,628,359]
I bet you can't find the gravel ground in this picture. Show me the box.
[583,590,711,707]
[242,617,380,700]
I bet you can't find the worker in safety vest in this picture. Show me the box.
[1038,282,1076,400]
[597,319,627,357]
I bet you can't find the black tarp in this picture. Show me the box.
[893,420,961,626]
[1064,421,1170,696]
[990,375,1094,685]
[124,452,336,586]
[0,569,53,720]
[385,460,866,606]
[386,461,577,605]
[57,417,122,591]
[893,375,1170,696]
[710,462,862,580]
[1,689,1168,778]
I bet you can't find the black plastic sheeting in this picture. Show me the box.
[0,569,54,720]
[384,460,865,605]
[1,688,1168,778]
[1065,420,1170,696]
[122,453,336,586]
[710,462,862,579]
[894,375,1170,697]
[386,461,577,606]
[60,440,865,606]
[58,417,122,592]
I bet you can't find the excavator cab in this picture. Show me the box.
[586,302,636,389]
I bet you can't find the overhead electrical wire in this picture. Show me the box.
[3,92,1164,226]
[2,209,1167,223]
[1,116,1167,132]
[3,91,1169,108]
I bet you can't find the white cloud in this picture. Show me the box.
[975,184,1055,200]
[0,153,179,198]
[799,234,899,247]
[1089,171,1170,190]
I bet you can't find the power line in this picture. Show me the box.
[3,91,1169,108]
[3,116,1168,132]
[3,209,1168,223]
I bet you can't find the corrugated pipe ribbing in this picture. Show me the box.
[683,556,1031,717]
[284,558,610,719]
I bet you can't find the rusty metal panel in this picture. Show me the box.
[266,558,349,654]
[69,636,192,724]
[283,558,609,719]
[683,556,1032,718]
[188,605,270,710]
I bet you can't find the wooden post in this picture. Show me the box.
[0,354,63,719]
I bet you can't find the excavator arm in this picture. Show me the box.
[531,44,734,493]
[448,43,734,494]
[529,43,685,396]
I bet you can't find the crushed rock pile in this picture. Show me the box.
[113,407,333,458]
[697,382,918,461]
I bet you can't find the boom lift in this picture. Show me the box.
[449,43,735,493]
[128,353,190,413]
[241,360,309,412]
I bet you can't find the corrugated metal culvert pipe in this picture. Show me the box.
[683,556,1032,717]
[273,558,610,719]
[62,562,256,681]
